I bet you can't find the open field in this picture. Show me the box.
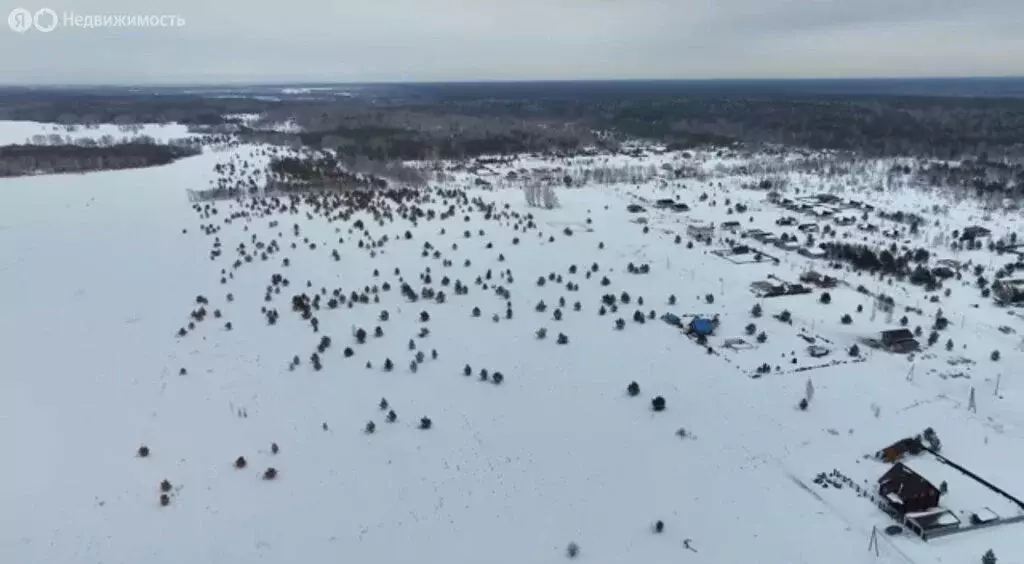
[3,120,1024,564]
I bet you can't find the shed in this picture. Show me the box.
[660,313,682,327]
[880,329,919,352]
[877,436,924,462]
[878,462,941,514]
[690,317,715,336]
[905,508,961,539]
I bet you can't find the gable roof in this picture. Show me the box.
[881,328,915,342]
[878,462,938,493]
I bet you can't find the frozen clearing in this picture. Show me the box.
[0,121,195,145]
[2,124,1024,564]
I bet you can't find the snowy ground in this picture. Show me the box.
[0,121,195,145]
[2,124,1024,564]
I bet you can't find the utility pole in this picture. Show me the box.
[968,386,977,413]
[868,526,879,557]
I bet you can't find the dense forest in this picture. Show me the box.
[0,143,201,177]
[1,81,1024,177]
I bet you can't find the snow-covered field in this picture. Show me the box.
[0,121,195,145]
[3,122,1024,564]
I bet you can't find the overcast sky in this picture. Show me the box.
[1,0,1022,84]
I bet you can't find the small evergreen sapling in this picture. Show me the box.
[652,396,666,411]
[627,381,640,396]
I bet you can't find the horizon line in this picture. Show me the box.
[1,74,1023,89]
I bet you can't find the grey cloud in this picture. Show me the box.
[698,0,1014,34]
[0,0,1021,84]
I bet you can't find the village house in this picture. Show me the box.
[878,462,942,514]
[799,270,837,287]
[961,225,992,240]
[686,222,714,240]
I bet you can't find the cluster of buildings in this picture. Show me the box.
[867,438,1023,541]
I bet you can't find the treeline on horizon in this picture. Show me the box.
[2,83,1024,166]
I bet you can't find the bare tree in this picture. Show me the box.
[523,181,540,207]
[540,184,560,209]
[523,181,559,209]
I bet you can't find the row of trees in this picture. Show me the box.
[821,242,939,288]
[23,132,163,147]
[266,154,388,191]
[0,142,200,177]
